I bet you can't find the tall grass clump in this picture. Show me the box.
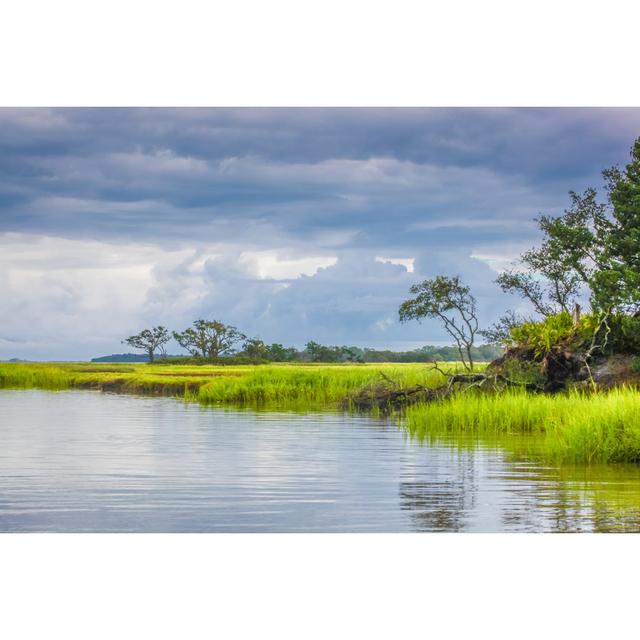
[197,364,450,407]
[405,387,640,464]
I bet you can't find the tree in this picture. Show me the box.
[243,337,269,360]
[303,341,333,362]
[399,276,479,371]
[495,271,555,317]
[172,320,246,359]
[123,326,170,363]
[265,343,298,362]
[495,190,606,317]
[304,341,325,362]
[499,138,640,318]
[526,189,609,312]
[601,137,640,314]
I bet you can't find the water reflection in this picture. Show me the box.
[1,390,640,532]
[399,452,479,531]
[507,465,640,533]
[399,442,640,532]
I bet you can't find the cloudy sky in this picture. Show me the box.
[1,108,640,360]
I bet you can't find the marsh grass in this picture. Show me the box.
[196,364,450,407]
[0,363,75,390]
[3,361,640,465]
[405,387,640,464]
[0,361,455,407]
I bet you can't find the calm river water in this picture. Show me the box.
[1,389,640,532]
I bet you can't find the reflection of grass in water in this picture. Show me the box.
[405,388,640,464]
[404,426,640,531]
[532,463,640,533]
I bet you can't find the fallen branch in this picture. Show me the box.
[345,370,544,412]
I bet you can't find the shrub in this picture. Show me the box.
[508,312,575,356]
[507,311,640,358]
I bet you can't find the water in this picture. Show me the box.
[1,389,640,532]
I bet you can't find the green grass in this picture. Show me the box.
[405,387,640,464]
[195,363,450,407]
[0,362,76,389]
[0,361,456,408]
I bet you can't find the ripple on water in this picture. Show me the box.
[1,389,640,532]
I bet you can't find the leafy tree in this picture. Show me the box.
[399,276,479,371]
[601,137,640,314]
[173,320,246,359]
[500,137,640,318]
[304,341,323,361]
[304,341,340,362]
[527,189,609,311]
[265,343,298,362]
[123,326,170,363]
[495,271,555,317]
[242,337,269,360]
[496,189,608,316]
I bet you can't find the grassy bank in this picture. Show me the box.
[3,361,640,465]
[0,361,451,408]
[405,387,640,464]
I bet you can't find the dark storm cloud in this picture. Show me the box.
[3,107,631,170]
[1,108,639,359]
[1,108,637,226]
[2,107,638,248]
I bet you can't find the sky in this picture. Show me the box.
[1,107,640,360]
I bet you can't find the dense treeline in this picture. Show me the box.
[240,339,501,363]
[356,344,502,363]
[122,317,502,364]
[108,334,503,364]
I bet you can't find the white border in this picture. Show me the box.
[2,533,639,639]
[1,0,639,106]
[2,1,640,636]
